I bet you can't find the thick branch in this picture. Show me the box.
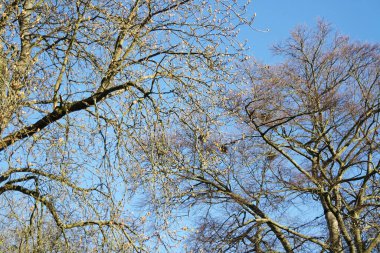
[0,82,134,151]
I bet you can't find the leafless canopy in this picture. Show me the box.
[148,22,380,253]
[0,0,249,251]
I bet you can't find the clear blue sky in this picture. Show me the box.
[242,0,380,63]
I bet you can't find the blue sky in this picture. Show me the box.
[242,0,380,63]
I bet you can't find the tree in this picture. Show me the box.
[146,22,380,252]
[0,0,249,251]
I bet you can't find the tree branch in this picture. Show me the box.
[0,82,134,151]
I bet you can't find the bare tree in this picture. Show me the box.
[0,0,250,251]
[143,22,380,252]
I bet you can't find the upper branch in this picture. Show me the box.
[0,82,134,151]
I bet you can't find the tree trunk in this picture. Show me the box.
[323,203,343,252]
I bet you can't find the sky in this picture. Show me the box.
[242,0,380,63]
